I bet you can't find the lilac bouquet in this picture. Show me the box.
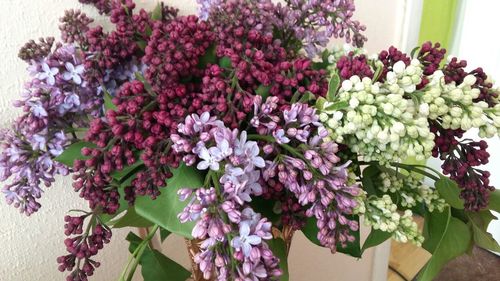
[1,1,500,281]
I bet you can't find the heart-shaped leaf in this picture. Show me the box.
[113,207,153,228]
[488,189,500,213]
[126,232,190,281]
[54,141,97,166]
[435,177,464,209]
[418,217,471,281]
[327,72,340,101]
[361,228,392,254]
[468,211,500,252]
[134,164,204,238]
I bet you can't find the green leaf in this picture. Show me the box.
[361,165,380,196]
[373,63,384,81]
[136,40,147,51]
[126,232,143,252]
[197,44,216,68]
[315,96,327,110]
[298,91,315,103]
[468,211,500,252]
[249,196,280,225]
[219,56,232,69]
[302,216,321,246]
[113,207,153,228]
[417,217,471,281]
[110,159,144,182]
[103,89,117,111]
[327,72,340,101]
[323,101,349,111]
[256,85,271,99]
[410,46,421,58]
[54,141,97,166]
[362,229,392,253]
[423,207,451,253]
[290,91,301,104]
[126,232,190,281]
[151,3,163,21]
[302,216,361,258]
[435,177,464,209]
[141,249,190,281]
[267,238,289,281]
[134,164,204,238]
[160,227,171,242]
[488,189,500,213]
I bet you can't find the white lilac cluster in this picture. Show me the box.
[380,172,446,212]
[422,71,500,137]
[319,60,435,162]
[362,195,424,245]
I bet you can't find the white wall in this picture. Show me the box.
[450,0,500,247]
[0,1,407,280]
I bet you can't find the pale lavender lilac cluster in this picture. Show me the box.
[173,112,282,280]
[278,0,367,57]
[0,45,100,215]
[251,96,361,251]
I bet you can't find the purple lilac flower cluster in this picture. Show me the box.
[432,125,494,211]
[173,112,281,280]
[198,0,367,57]
[251,96,361,251]
[57,214,112,281]
[278,0,367,57]
[1,45,101,215]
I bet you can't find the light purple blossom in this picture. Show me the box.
[1,44,99,215]
[176,113,281,280]
[62,62,84,84]
[273,129,290,144]
[253,97,362,251]
[231,221,262,257]
[37,62,59,85]
[28,101,48,118]
[196,0,222,20]
[197,146,221,171]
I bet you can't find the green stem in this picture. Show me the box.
[119,225,159,281]
[247,134,274,142]
[390,163,441,181]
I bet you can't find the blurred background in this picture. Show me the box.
[0,0,498,280]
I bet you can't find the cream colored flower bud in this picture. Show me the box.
[382,103,394,114]
[349,97,360,108]
[350,75,361,84]
[393,61,406,75]
[342,79,353,91]
[333,111,343,120]
[449,107,463,117]
[463,74,477,86]
[471,117,485,128]
[419,103,430,116]
[319,112,329,122]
